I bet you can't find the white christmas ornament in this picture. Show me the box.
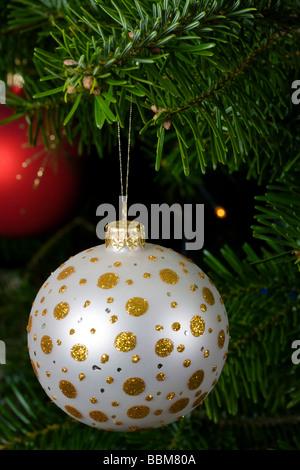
[27,221,229,432]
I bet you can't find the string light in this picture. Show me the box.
[215,206,227,219]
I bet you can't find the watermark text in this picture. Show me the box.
[291,340,300,365]
[96,198,204,250]
[0,340,6,364]
[292,80,300,105]
[0,80,6,104]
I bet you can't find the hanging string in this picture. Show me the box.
[117,95,133,227]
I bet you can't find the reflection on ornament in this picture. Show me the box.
[27,221,229,432]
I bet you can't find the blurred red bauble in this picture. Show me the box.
[0,106,81,238]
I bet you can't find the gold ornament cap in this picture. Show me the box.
[105,220,146,251]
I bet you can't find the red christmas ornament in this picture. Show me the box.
[0,106,81,238]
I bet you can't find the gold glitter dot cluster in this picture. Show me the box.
[27,243,229,432]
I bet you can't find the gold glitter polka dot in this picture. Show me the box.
[53,301,70,320]
[42,309,47,316]
[159,269,179,285]
[69,329,75,335]
[132,355,140,363]
[188,370,204,390]
[46,371,50,377]
[65,405,83,419]
[169,398,189,414]
[190,315,205,337]
[177,344,185,352]
[217,315,221,322]
[127,406,150,419]
[126,297,149,317]
[123,378,145,396]
[101,354,109,363]
[167,392,175,400]
[97,273,119,289]
[199,272,205,279]
[31,360,39,379]
[155,325,163,331]
[59,285,66,293]
[148,255,157,261]
[154,409,162,416]
[192,392,208,407]
[90,397,98,404]
[57,266,75,281]
[190,285,196,292]
[172,322,181,331]
[204,350,209,357]
[90,328,96,334]
[59,380,77,398]
[183,359,191,367]
[171,302,178,308]
[107,297,114,303]
[89,410,108,422]
[200,304,207,312]
[106,376,114,384]
[156,373,166,381]
[114,332,137,352]
[79,278,87,285]
[27,315,32,333]
[143,273,151,278]
[126,279,133,285]
[112,401,119,406]
[40,335,53,354]
[62,367,67,373]
[218,329,225,348]
[110,315,118,323]
[145,395,153,401]
[78,373,86,381]
[70,344,88,361]
[202,287,215,305]
[155,338,174,357]
[90,257,99,263]
[83,300,90,308]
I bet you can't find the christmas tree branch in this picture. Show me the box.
[162,29,286,119]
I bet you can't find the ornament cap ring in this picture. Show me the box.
[105,220,146,251]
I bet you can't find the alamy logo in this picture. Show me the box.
[292,80,300,105]
[96,198,204,250]
[0,340,6,364]
[0,80,5,104]
[291,340,300,365]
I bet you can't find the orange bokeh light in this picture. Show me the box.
[215,206,227,219]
